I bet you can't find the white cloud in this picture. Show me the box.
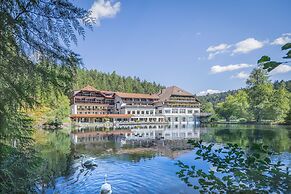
[89,0,121,26]
[207,43,230,52]
[233,38,265,54]
[270,65,291,75]
[197,89,225,96]
[231,71,249,79]
[282,33,291,36]
[210,63,252,74]
[206,43,231,60]
[207,52,218,60]
[271,33,291,45]
[206,38,265,59]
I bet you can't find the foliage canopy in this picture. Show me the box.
[0,0,92,192]
[176,140,290,193]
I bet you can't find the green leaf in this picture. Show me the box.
[196,149,202,155]
[281,43,291,50]
[264,157,271,164]
[283,50,291,59]
[262,61,282,72]
[257,56,271,64]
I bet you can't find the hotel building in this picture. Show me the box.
[70,85,115,115]
[114,92,165,123]
[70,86,131,123]
[70,85,201,125]
[155,86,201,124]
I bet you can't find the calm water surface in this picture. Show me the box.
[36,124,291,194]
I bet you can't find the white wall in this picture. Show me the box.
[156,107,200,115]
[122,107,156,116]
[71,105,77,114]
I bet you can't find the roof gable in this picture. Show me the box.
[80,85,98,92]
[74,85,113,98]
[169,86,193,96]
[158,86,194,101]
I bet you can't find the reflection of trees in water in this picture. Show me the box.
[201,125,290,152]
[115,151,157,163]
[34,130,72,192]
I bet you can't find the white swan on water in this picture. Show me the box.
[100,174,112,194]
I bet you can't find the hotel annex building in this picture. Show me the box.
[70,85,201,125]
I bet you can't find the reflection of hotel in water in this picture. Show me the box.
[71,124,201,144]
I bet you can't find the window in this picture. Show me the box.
[194,110,199,113]
[146,111,149,114]
[182,117,186,122]
[175,117,179,122]
[150,110,154,114]
[127,111,131,114]
[132,111,136,114]
[188,110,193,114]
[167,117,171,122]
[141,111,145,114]
[180,109,186,113]
[137,111,140,114]
[159,110,162,114]
[165,109,171,114]
[172,109,178,113]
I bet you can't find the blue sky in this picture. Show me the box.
[72,0,291,95]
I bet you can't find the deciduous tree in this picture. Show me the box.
[246,68,273,122]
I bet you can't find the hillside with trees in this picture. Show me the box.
[198,80,291,106]
[197,90,239,105]
[74,69,164,94]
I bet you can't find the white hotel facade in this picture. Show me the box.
[155,86,201,124]
[70,85,201,125]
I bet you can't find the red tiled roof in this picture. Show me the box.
[74,86,115,98]
[158,86,195,102]
[80,85,99,92]
[115,92,159,99]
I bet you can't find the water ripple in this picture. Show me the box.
[47,153,197,194]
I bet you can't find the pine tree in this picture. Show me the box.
[0,1,92,192]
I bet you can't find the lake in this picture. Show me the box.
[35,124,291,194]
